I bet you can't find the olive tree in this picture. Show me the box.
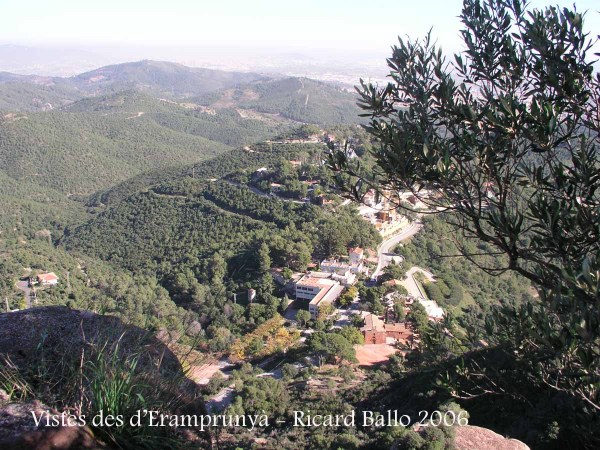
[329,0,599,415]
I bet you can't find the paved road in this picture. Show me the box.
[401,267,435,299]
[401,267,444,319]
[373,221,422,279]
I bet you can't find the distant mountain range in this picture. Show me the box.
[194,76,360,124]
[0,60,360,123]
[0,59,361,228]
[71,60,267,97]
[0,60,267,110]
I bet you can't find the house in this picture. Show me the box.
[37,272,59,286]
[252,167,269,180]
[376,210,390,222]
[360,313,414,345]
[383,322,414,342]
[348,247,364,264]
[313,195,333,206]
[361,313,387,344]
[295,276,343,319]
[406,195,426,209]
[320,258,363,276]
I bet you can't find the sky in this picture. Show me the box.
[0,0,598,80]
[2,0,598,52]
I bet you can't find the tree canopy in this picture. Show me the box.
[330,0,599,444]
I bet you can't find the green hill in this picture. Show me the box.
[63,142,380,293]
[0,106,229,195]
[0,89,297,195]
[61,89,180,113]
[0,170,87,239]
[87,141,308,206]
[71,60,266,98]
[65,90,286,147]
[0,81,82,112]
[0,62,360,126]
[0,60,266,112]
[193,77,361,125]
[0,72,60,84]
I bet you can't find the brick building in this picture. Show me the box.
[360,313,414,345]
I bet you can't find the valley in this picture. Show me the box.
[0,19,595,447]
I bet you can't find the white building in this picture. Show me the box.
[320,259,363,277]
[37,272,59,286]
[295,276,344,319]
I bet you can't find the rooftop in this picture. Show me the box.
[297,276,337,288]
[37,272,58,282]
[320,259,354,269]
[384,322,411,333]
[361,313,385,332]
[308,284,335,305]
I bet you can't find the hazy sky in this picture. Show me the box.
[2,0,598,53]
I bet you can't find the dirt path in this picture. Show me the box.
[15,280,31,308]
[126,111,145,119]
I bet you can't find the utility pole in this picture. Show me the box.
[4,297,8,312]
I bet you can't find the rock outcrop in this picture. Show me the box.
[455,425,530,450]
[0,306,182,376]
[0,400,102,449]
[0,307,206,449]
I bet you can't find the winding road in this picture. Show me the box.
[224,179,305,204]
[372,221,422,279]
[370,220,444,318]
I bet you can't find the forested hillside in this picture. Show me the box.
[66,90,285,145]
[0,233,192,332]
[194,77,361,124]
[71,60,266,98]
[0,170,87,238]
[60,140,379,338]
[0,81,82,111]
[1,0,597,447]
[0,87,289,244]
[398,215,533,316]
[0,64,362,197]
[0,110,228,195]
[64,143,380,284]
[0,60,266,111]
[88,141,315,206]
[0,61,361,126]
